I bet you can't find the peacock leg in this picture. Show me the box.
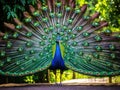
[60,70,63,85]
[53,70,57,84]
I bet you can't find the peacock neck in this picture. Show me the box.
[55,42,61,57]
[50,42,66,70]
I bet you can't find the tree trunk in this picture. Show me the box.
[72,71,76,79]
[108,76,112,83]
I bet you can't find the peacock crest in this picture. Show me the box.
[0,0,120,77]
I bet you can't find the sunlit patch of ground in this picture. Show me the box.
[62,78,109,85]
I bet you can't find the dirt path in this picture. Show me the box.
[0,84,120,90]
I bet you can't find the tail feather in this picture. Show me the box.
[37,0,42,9]
[29,5,35,13]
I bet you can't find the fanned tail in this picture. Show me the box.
[0,0,120,77]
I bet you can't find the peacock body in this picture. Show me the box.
[0,0,120,77]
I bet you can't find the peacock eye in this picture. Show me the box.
[60,32,64,36]
[93,53,99,59]
[32,58,37,62]
[26,32,33,37]
[42,17,48,23]
[92,22,99,27]
[3,33,9,40]
[51,41,55,45]
[44,47,49,51]
[82,32,90,37]
[50,12,55,18]
[39,52,43,57]
[83,16,90,20]
[39,41,45,46]
[16,61,20,65]
[110,53,116,59]
[30,50,35,54]
[24,56,29,60]
[13,32,19,38]
[17,47,24,52]
[44,28,49,33]
[56,23,61,28]
[86,56,92,62]
[71,34,76,39]
[65,6,71,11]
[26,42,33,47]
[42,35,47,40]
[33,11,40,16]
[56,2,62,7]
[82,41,89,47]
[115,34,120,38]
[0,51,6,57]
[79,51,84,56]
[72,41,78,46]
[21,67,25,70]
[63,36,68,41]
[6,57,12,62]
[56,13,63,18]
[6,41,12,48]
[49,26,54,30]
[94,35,102,41]
[62,25,67,30]
[16,25,22,29]
[95,45,102,51]
[68,29,72,33]
[75,8,81,14]
[33,22,40,27]
[76,26,83,31]
[0,62,4,67]
[67,19,73,24]
[109,44,116,50]
[24,18,32,23]
[104,29,112,35]
[41,6,48,11]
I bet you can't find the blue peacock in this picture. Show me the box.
[0,0,120,83]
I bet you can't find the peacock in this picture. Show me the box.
[0,0,120,83]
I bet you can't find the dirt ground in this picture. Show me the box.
[0,83,120,90]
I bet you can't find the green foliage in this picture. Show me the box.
[0,0,37,20]
[49,70,120,83]
[76,0,120,31]
[24,75,36,83]
[49,70,94,83]
[112,75,120,83]
[49,70,73,83]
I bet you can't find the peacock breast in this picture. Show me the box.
[50,42,66,70]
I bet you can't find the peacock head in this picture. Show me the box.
[56,33,61,43]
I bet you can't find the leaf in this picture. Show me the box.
[14,5,25,11]
[7,12,11,19]
[20,0,26,6]
[32,0,37,5]
[27,0,37,5]
[3,5,11,12]
[7,10,17,20]
[10,11,17,18]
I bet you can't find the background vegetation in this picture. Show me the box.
[0,0,120,84]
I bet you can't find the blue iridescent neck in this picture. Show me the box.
[50,41,66,70]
